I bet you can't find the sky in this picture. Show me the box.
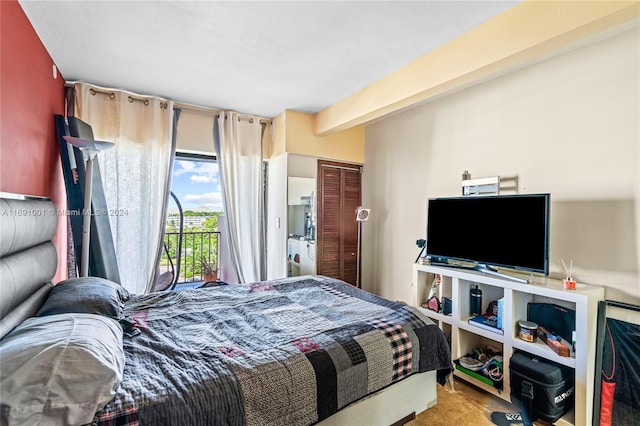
[169,159,223,212]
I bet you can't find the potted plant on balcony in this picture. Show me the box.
[201,259,218,283]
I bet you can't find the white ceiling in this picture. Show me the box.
[19,1,521,119]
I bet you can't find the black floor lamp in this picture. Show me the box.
[63,135,114,277]
[355,207,370,289]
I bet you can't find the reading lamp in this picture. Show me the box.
[355,207,370,289]
[63,135,115,277]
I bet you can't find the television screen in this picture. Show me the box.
[426,193,550,275]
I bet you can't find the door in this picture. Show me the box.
[317,160,362,285]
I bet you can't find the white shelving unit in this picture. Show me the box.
[413,263,604,426]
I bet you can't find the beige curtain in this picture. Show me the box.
[73,82,174,294]
[214,112,265,284]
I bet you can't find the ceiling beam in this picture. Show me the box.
[313,0,640,135]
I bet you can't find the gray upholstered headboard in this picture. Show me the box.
[0,194,58,339]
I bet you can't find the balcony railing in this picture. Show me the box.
[159,231,220,283]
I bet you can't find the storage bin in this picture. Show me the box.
[510,351,574,423]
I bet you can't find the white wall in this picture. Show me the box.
[361,27,640,305]
[266,153,287,279]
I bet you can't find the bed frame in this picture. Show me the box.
[0,193,57,339]
[318,370,437,425]
[0,193,438,425]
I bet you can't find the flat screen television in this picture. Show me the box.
[425,193,550,279]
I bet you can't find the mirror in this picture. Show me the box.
[287,177,316,277]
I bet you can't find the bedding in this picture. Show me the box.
[0,313,125,425]
[93,275,451,426]
[36,277,130,320]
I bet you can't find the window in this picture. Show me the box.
[160,152,222,283]
[169,152,222,215]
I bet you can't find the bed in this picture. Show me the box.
[0,194,451,426]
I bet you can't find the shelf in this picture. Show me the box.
[454,359,503,390]
[412,263,605,426]
[458,320,504,343]
[417,306,453,325]
[511,337,575,369]
[556,409,575,426]
[414,263,604,303]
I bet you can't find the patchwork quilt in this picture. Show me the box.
[92,275,451,425]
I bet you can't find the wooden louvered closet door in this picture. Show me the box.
[316,160,362,285]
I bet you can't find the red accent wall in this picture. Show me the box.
[1,0,67,282]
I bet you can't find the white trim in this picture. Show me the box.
[318,370,437,426]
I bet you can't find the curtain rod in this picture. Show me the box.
[65,82,268,122]
[65,82,169,109]
[217,112,269,125]
[89,88,169,109]
[175,102,271,125]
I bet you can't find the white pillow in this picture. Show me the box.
[0,313,124,425]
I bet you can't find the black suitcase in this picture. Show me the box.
[510,351,574,423]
